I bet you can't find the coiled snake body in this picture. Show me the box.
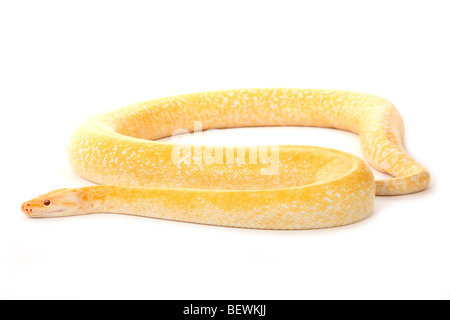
[22,89,429,229]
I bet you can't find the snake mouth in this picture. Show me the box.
[21,202,65,217]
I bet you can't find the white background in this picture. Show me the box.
[0,0,449,300]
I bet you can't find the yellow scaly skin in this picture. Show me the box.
[21,89,430,229]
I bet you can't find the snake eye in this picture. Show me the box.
[44,200,51,206]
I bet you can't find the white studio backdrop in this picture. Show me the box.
[0,0,449,299]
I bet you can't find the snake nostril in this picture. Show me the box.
[21,203,33,215]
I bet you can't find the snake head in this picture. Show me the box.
[21,188,85,218]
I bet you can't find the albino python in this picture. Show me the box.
[21,89,430,229]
